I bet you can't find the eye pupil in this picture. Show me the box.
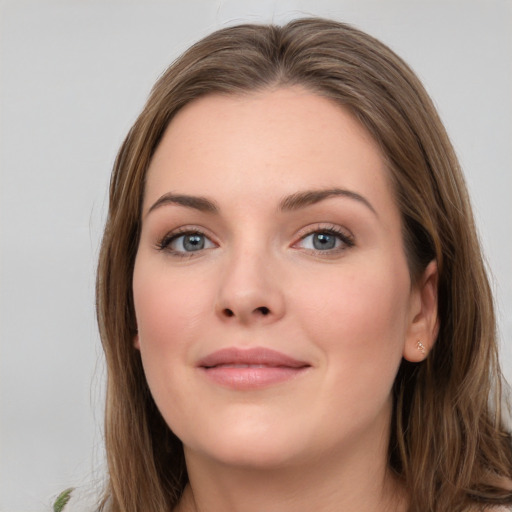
[183,234,205,251]
[313,233,336,250]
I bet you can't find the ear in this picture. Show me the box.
[403,260,439,362]
[134,332,140,350]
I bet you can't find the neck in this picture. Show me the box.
[175,425,407,512]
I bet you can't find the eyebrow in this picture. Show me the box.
[146,193,219,217]
[145,187,377,217]
[279,188,377,216]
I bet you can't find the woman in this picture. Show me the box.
[89,18,511,512]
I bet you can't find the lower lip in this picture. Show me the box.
[199,366,309,390]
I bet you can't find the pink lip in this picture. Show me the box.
[197,347,311,390]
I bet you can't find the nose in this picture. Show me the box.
[215,246,286,325]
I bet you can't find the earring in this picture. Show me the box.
[417,341,426,355]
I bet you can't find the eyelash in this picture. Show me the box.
[156,228,216,258]
[294,225,355,255]
[156,224,355,257]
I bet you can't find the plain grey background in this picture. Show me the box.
[1,1,511,511]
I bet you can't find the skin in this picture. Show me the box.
[133,87,439,512]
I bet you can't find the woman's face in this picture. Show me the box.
[133,87,434,469]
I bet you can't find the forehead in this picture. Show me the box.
[144,87,396,218]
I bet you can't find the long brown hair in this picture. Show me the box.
[96,18,512,511]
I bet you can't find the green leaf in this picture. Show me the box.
[53,488,73,512]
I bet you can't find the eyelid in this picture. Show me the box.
[156,226,218,256]
[292,224,355,252]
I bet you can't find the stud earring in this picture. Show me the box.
[417,340,426,355]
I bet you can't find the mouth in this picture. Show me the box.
[197,347,311,390]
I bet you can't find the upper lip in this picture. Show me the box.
[197,347,310,368]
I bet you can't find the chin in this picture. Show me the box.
[190,443,301,471]
[182,421,309,470]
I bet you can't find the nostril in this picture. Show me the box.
[221,306,271,318]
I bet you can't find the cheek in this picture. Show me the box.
[296,260,410,433]
[134,256,203,330]
[132,259,211,380]
[132,260,216,435]
[295,257,410,380]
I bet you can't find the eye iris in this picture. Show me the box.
[313,232,336,250]
[183,234,205,251]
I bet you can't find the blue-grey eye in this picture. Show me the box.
[297,230,349,251]
[169,233,215,252]
[312,232,337,250]
[183,234,204,251]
